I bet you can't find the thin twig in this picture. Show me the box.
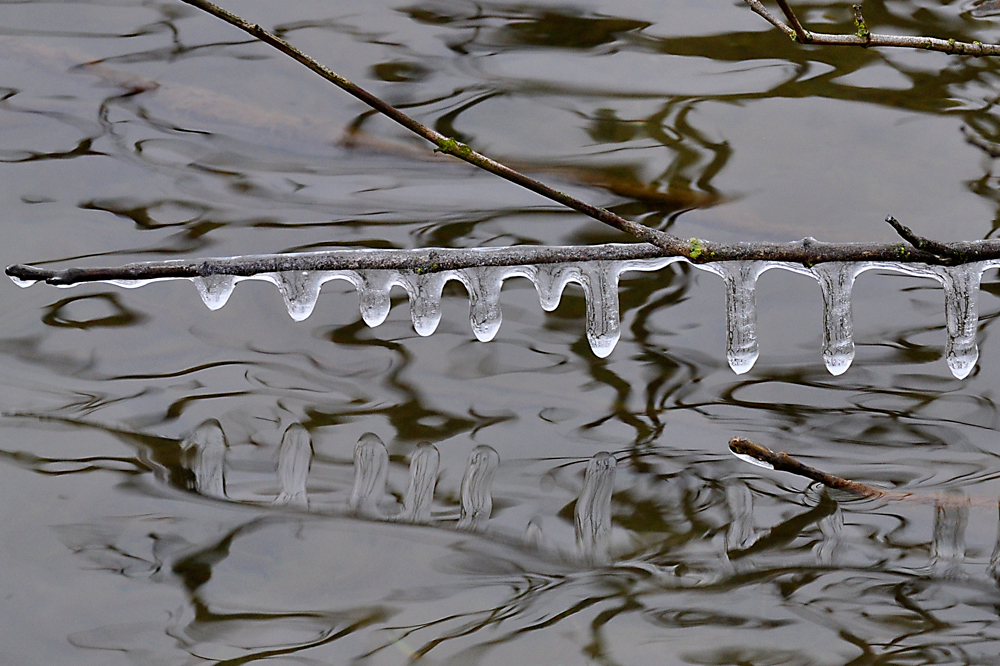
[884,216,966,262]
[775,0,810,43]
[744,0,1000,55]
[178,0,687,255]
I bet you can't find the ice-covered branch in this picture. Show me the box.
[744,0,1000,55]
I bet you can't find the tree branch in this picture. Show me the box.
[177,0,688,255]
[744,0,1000,55]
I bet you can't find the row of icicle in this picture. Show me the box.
[15,253,997,378]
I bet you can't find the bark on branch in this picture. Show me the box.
[744,0,1000,55]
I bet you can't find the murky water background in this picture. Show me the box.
[6,0,1000,664]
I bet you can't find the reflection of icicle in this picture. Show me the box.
[192,275,237,311]
[930,496,969,579]
[349,432,389,518]
[181,419,228,499]
[988,501,1000,584]
[932,263,985,380]
[702,261,767,374]
[399,270,450,336]
[458,445,499,531]
[400,442,440,523]
[725,479,755,552]
[574,452,617,563]
[263,271,328,322]
[524,517,544,549]
[816,502,846,565]
[811,263,863,376]
[274,423,312,508]
[353,269,398,327]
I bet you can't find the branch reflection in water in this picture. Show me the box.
[179,419,617,563]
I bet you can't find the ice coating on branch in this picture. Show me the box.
[353,269,398,327]
[933,263,985,380]
[349,432,389,518]
[192,274,238,310]
[574,452,616,563]
[701,261,768,374]
[811,262,866,376]
[274,423,312,508]
[181,419,228,499]
[458,445,499,531]
[400,442,440,523]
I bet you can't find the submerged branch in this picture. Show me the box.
[744,0,1000,55]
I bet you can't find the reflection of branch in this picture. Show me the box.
[744,0,1000,55]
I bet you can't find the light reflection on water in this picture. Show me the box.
[8,0,1000,664]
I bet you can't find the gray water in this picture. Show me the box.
[5,0,1000,664]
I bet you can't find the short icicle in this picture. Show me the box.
[932,263,986,380]
[532,263,575,312]
[458,445,500,531]
[703,260,768,374]
[400,442,440,523]
[349,432,389,518]
[459,266,521,342]
[353,269,399,327]
[274,423,313,508]
[811,262,864,376]
[266,271,328,322]
[400,270,451,337]
[192,274,238,311]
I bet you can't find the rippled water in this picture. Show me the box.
[7,1,1000,664]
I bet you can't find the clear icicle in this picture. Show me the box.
[704,261,767,374]
[932,263,985,380]
[349,432,389,518]
[267,271,327,322]
[353,269,398,327]
[181,419,228,500]
[274,423,313,508]
[400,442,440,523]
[458,445,499,531]
[574,452,617,563]
[192,274,237,311]
[460,266,508,342]
[400,270,450,336]
[811,262,861,376]
[533,263,574,312]
[581,262,622,358]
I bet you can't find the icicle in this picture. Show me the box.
[574,452,616,563]
[353,269,398,327]
[580,262,622,358]
[532,263,575,311]
[181,419,228,500]
[9,276,38,288]
[399,270,451,337]
[264,271,328,322]
[274,423,313,508]
[811,263,863,376]
[459,266,508,342]
[457,445,499,531]
[192,274,237,311]
[349,432,389,518]
[702,261,767,374]
[932,263,985,380]
[399,442,440,523]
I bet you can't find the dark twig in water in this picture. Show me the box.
[743,0,1000,55]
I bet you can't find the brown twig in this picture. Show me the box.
[775,0,810,43]
[743,0,1000,55]
[177,0,687,255]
